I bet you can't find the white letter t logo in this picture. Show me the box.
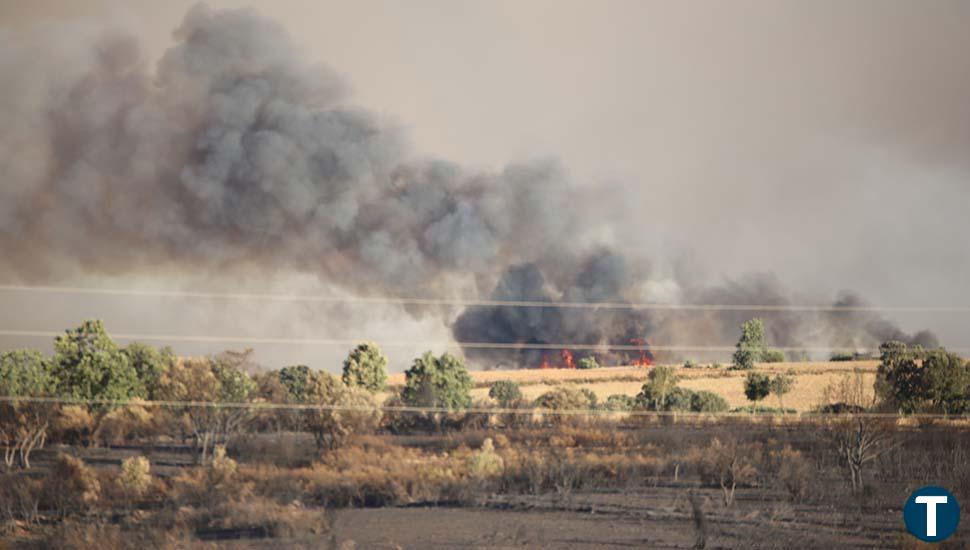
[915,496,948,537]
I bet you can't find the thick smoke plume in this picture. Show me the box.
[0,4,935,367]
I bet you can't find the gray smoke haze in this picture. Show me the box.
[0,3,945,368]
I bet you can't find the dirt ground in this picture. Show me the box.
[225,486,905,549]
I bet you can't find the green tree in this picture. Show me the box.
[401,352,473,409]
[732,319,767,370]
[875,341,927,413]
[123,343,175,400]
[488,380,522,406]
[342,342,388,392]
[156,351,256,463]
[636,366,681,410]
[743,372,771,404]
[770,373,795,411]
[278,365,313,402]
[51,320,139,403]
[920,349,969,414]
[577,356,600,370]
[0,349,56,468]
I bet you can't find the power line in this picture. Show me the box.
[0,395,964,420]
[1,329,956,353]
[1,284,967,313]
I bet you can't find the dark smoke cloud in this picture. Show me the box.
[0,4,935,367]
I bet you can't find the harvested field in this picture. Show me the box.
[455,360,880,412]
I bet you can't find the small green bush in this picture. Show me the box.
[488,380,523,406]
[603,394,636,411]
[577,356,600,370]
[761,349,786,363]
[690,390,729,413]
[744,372,772,403]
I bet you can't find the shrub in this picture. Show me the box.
[534,387,592,411]
[0,473,42,528]
[93,403,157,447]
[683,360,698,369]
[762,349,786,363]
[603,394,636,411]
[488,380,523,406]
[830,352,856,362]
[732,318,767,370]
[401,352,473,409]
[342,342,388,392]
[117,456,152,501]
[690,390,729,413]
[775,446,811,502]
[51,405,95,446]
[44,454,101,518]
[699,437,758,506]
[769,373,795,410]
[208,445,237,486]
[743,372,772,403]
[468,438,504,479]
[636,366,681,410]
[664,387,695,411]
[577,356,600,370]
[305,373,381,451]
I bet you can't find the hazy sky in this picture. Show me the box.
[1,1,968,369]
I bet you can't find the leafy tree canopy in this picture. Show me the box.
[342,342,388,392]
[51,320,139,402]
[0,349,53,397]
[401,352,472,409]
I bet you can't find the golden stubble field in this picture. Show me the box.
[387,360,879,412]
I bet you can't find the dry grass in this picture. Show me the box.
[456,360,879,412]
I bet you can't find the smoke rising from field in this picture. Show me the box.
[0,4,939,367]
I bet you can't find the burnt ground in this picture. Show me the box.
[205,487,907,549]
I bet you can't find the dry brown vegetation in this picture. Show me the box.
[2,359,967,548]
[1,410,967,548]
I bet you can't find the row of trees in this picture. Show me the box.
[0,320,481,468]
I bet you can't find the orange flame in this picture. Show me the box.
[630,338,653,367]
[540,354,551,369]
[560,349,575,369]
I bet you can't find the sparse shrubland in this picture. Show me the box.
[1,322,968,547]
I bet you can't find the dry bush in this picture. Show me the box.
[43,454,101,519]
[189,496,330,540]
[93,404,159,447]
[50,405,95,446]
[698,437,759,506]
[229,431,317,467]
[0,473,42,532]
[240,443,474,508]
[40,519,184,550]
[117,456,152,501]
[467,438,504,480]
[170,446,248,509]
[305,375,381,450]
[765,444,813,501]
